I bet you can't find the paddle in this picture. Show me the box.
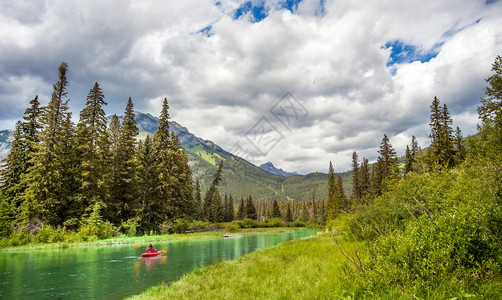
[135,244,167,253]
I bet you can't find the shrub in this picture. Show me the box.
[172,219,190,234]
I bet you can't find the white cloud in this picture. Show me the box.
[0,0,500,173]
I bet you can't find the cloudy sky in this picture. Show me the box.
[0,0,501,173]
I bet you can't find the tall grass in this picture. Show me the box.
[129,233,363,299]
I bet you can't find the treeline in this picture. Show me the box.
[329,55,502,297]
[325,96,467,221]
[0,62,193,239]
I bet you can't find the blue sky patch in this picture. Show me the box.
[384,40,441,67]
[234,1,268,22]
[281,0,303,13]
[198,25,213,37]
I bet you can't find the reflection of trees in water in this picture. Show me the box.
[134,255,168,275]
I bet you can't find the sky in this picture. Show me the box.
[0,0,501,174]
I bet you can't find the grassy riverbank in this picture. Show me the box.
[0,227,298,252]
[128,232,361,299]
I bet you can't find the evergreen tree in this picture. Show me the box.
[370,158,384,197]
[404,145,413,175]
[454,126,466,165]
[478,55,502,130]
[0,122,27,207]
[237,198,245,220]
[223,194,234,222]
[22,95,42,159]
[153,98,171,221]
[428,97,454,168]
[201,161,223,221]
[107,97,139,225]
[285,202,293,223]
[359,158,370,204]
[168,131,193,219]
[378,134,398,179]
[193,177,202,220]
[271,199,282,218]
[245,196,257,220]
[326,161,336,221]
[77,82,108,213]
[0,198,13,237]
[336,175,347,212]
[351,151,361,201]
[137,136,161,233]
[24,62,78,227]
[211,190,224,223]
[300,200,309,222]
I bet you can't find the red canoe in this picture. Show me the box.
[141,251,162,257]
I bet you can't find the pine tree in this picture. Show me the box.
[137,136,162,233]
[351,151,360,202]
[285,202,293,223]
[201,161,223,221]
[22,95,42,158]
[478,55,502,130]
[428,97,454,168]
[107,97,139,225]
[454,126,466,165]
[153,98,171,221]
[193,177,202,220]
[211,190,224,223]
[326,161,336,221]
[24,62,79,227]
[404,145,413,175]
[378,134,398,179]
[0,198,13,237]
[77,82,108,213]
[0,122,27,207]
[271,199,282,218]
[168,131,193,219]
[237,198,245,220]
[223,194,234,222]
[245,196,257,220]
[359,158,370,204]
[336,175,347,212]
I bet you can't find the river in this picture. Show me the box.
[0,228,317,299]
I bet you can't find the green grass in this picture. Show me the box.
[0,228,299,252]
[128,232,363,299]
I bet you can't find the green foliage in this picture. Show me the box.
[344,161,502,297]
[172,219,190,234]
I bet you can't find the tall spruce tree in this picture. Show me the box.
[201,160,223,221]
[326,161,336,221]
[107,97,139,225]
[153,98,171,221]
[245,196,257,220]
[168,131,193,219]
[454,126,466,165]
[237,198,245,220]
[24,62,78,227]
[271,199,282,218]
[351,151,361,201]
[478,55,502,131]
[77,82,108,213]
[359,158,370,204]
[378,134,398,179]
[428,97,454,168]
[137,136,162,233]
[0,122,27,207]
[193,177,202,220]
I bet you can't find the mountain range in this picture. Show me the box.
[1,112,351,201]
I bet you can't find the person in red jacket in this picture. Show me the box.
[145,243,157,252]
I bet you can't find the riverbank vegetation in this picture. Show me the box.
[131,55,502,298]
[0,62,326,249]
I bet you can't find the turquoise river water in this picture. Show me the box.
[0,229,317,299]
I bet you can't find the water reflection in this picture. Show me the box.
[0,229,317,299]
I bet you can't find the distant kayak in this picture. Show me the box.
[141,251,162,257]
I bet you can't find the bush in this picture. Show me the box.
[172,219,190,234]
[224,222,240,233]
